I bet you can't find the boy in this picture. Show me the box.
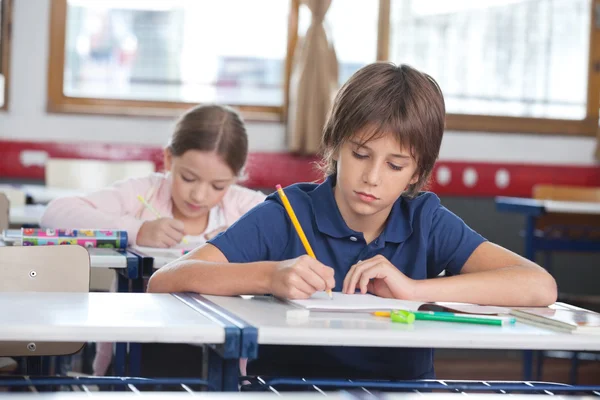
[149,62,556,380]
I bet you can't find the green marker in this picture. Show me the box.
[411,311,516,326]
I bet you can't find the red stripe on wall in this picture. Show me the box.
[0,140,598,197]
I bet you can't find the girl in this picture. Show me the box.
[41,104,266,375]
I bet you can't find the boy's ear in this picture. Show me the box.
[331,147,340,162]
[409,173,419,186]
[163,148,173,171]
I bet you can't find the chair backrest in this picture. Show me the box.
[0,193,8,232]
[0,246,90,357]
[45,158,155,191]
[533,184,600,202]
[1,188,26,207]
[532,184,600,237]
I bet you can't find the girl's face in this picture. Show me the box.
[333,130,419,225]
[164,149,236,219]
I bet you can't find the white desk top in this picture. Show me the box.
[9,204,46,225]
[204,295,600,351]
[544,200,600,215]
[0,292,224,344]
[88,248,128,269]
[0,184,85,205]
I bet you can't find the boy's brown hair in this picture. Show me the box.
[320,62,445,197]
[168,104,248,176]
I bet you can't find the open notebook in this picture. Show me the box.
[288,292,510,315]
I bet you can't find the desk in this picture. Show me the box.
[0,184,85,205]
[202,295,600,352]
[495,197,600,258]
[496,197,600,382]
[194,295,600,391]
[0,292,242,391]
[88,248,129,270]
[9,204,46,226]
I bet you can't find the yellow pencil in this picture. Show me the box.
[137,194,162,218]
[137,194,188,244]
[276,184,333,299]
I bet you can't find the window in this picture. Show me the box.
[49,0,292,118]
[48,0,600,136]
[0,0,11,109]
[387,0,599,135]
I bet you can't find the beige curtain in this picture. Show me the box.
[595,126,600,161]
[287,0,338,154]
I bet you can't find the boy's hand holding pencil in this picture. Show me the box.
[275,184,335,299]
[271,255,335,300]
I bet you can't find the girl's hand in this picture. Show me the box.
[342,255,417,299]
[137,218,185,248]
[270,255,336,299]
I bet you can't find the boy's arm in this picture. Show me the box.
[416,242,557,306]
[148,199,336,297]
[147,243,277,295]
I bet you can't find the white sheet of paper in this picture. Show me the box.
[289,292,426,312]
[289,292,510,315]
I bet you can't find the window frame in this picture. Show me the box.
[377,0,600,137]
[1,0,12,111]
[47,0,286,121]
[47,0,600,137]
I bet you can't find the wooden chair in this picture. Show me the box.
[45,158,155,191]
[0,246,90,358]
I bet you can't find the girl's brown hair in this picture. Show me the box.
[168,104,248,176]
[320,62,446,197]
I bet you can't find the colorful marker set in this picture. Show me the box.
[373,310,516,326]
[21,228,128,249]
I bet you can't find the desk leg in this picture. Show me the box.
[524,215,536,262]
[569,352,580,385]
[522,350,533,381]
[115,273,131,376]
[221,359,239,392]
[117,273,129,293]
[522,215,536,381]
[127,277,143,377]
[206,346,238,392]
[114,343,126,377]
[128,344,141,377]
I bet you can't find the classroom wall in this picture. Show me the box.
[0,0,597,167]
[1,1,598,299]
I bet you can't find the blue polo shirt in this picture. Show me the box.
[209,176,486,380]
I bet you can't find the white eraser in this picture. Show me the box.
[286,309,310,320]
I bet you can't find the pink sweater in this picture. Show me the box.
[41,172,266,245]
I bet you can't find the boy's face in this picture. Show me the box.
[164,149,236,219]
[333,131,419,222]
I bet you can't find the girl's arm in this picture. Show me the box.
[40,176,160,244]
